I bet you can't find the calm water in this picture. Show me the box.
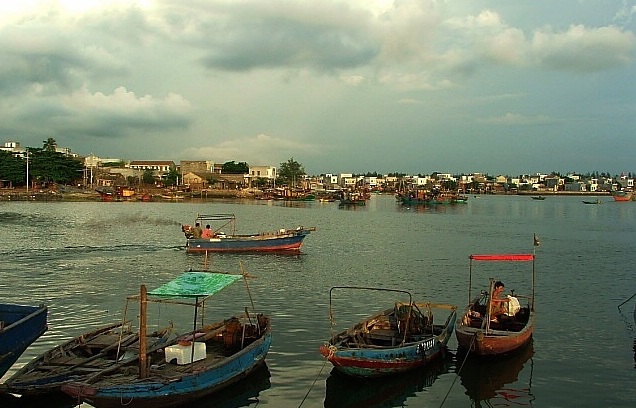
[0,195,634,408]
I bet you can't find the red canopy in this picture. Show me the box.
[470,254,534,261]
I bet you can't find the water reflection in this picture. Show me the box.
[324,352,452,408]
[337,203,368,211]
[457,341,535,407]
[0,393,80,408]
[0,364,271,408]
[180,363,271,408]
[396,203,466,214]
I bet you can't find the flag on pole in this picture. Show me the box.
[533,233,541,247]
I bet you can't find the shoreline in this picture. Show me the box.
[0,189,614,202]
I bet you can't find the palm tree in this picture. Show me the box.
[42,138,57,152]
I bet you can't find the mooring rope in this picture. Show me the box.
[618,292,636,310]
[439,333,478,407]
[298,357,330,408]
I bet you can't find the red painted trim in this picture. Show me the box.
[470,254,534,261]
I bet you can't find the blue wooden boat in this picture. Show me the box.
[319,287,457,377]
[0,303,48,378]
[3,321,152,396]
[182,213,314,253]
[61,270,271,408]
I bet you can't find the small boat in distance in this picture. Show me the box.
[455,252,536,357]
[339,189,370,206]
[531,196,546,200]
[582,198,603,205]
[612,190,633,202]
[0,303,48,379]
[319,286,457,377]
[396,188,467,205]
[182,213,314,253]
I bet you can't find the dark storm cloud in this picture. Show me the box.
[200,18,379,71]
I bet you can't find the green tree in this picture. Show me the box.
[0,151,26,185]
[278,157,305,187]
[142,169,155,185]
[102,161,126,168]
[206,175,219,187]
[222,161,249,174]
[165,168,180,186]
[28,148,83,185]
[441,179,457,191]
[253,177,269,188]
[42,138,57,152]
[127,175,139,187]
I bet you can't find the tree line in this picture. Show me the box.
[0,138,83,187]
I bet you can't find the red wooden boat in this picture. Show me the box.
[612,191,633,202]
[455,253,536,357]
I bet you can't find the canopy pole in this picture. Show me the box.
[139,285,148,379]
[531,255,536,312]
[468,258,473,306]
[190,295,200,366]
[485,279,495,334]
[239,261,256,312]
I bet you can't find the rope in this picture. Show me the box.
[439,333,478,407]
[618,292,636,310]
[298,356,331,407]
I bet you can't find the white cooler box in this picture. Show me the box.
[165,342,206,365]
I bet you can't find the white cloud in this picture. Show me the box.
[179,133,321,166]
[531,25,635,72]
[479,113,556,126]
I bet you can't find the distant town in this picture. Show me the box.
[1,140,634,201]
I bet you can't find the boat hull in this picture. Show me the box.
[456,312,535,356]
[320,336,450,377]
[4,322,134,396]
[0,303,48,378]
[612,192,633,201]
[185,230,310,253]
[62,331,272,408]
[321,302,457,378]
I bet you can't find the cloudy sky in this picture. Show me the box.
[1,1,635,176]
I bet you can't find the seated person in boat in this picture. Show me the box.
[192,222,203,238]
[201,224,213,239]
[490,281,510,321]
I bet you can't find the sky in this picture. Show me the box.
[1,0,635,176]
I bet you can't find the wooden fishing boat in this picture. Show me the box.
[182,213,314,253]
[612,191,633,202]
[339,190,370,206]
[397,189,467,205]
[61,269,271,408]
[455,253,536,356]
[0,303,48,378]
[319,286,457,377]
[3,321,167,396]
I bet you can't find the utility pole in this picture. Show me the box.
[26,149,29,193]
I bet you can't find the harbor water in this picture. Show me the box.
[0,194,635,407]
